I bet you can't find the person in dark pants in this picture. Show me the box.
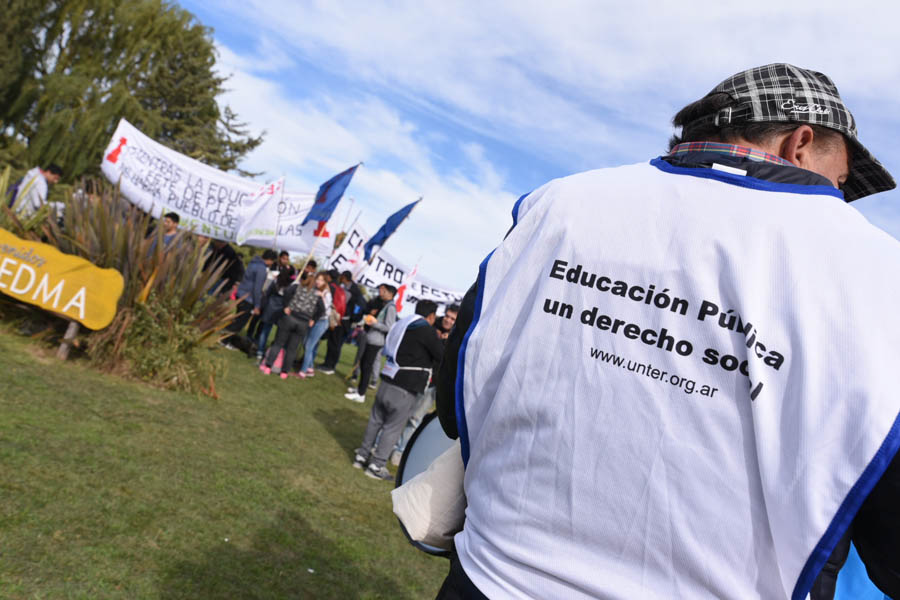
[246,254,283,354]
[224,249,276,348]
[259,275,325,379]
[255,269,294,361]
[322,270,365,373]
[434,555,488,600]
[349,294,386,379]
[344,284,396,403]
[352,300,443,480]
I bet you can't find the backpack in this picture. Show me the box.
[331,283,347,318]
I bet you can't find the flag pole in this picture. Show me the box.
[340,197,355,234]
[300,209,339,273]
[272,176,285,251]
[300,230,324,274]
[330,209,361,259]
[301,162,362,272]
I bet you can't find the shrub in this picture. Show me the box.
[0,167,240,393]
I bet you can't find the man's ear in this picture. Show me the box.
[779,125,817,170]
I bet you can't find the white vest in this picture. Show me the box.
[455,160,900,600]
[14,167,49,217]
[382,314,428,380]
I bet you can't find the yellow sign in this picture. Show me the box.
[0,228,124,330]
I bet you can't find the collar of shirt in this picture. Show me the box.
[668,142,794,167]
[661,141,837,192]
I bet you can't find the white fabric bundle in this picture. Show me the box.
[391,439,466,550]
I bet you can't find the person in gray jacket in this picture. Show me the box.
[345,284,396,402]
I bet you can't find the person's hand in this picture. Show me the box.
[252,307,260,315]
[364,314,376,325]
[309,320,315,328]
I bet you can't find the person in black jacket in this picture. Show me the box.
[321,271,366,373]
[205,240,244,297]
[255,269,295,361]
[353,300,443,481]
[225,249,277,348]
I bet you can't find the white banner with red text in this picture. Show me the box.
[100,119,341,253]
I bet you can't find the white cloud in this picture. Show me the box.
[214,42,514,289]
[209,0,900,165]
[199,1,900,287]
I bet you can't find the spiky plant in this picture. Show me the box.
[0,169,241,393]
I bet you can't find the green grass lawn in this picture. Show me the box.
[0,330,447,599]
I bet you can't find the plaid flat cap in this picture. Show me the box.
[688,63,895,201]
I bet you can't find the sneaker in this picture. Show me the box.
[305,368,315,377]
[318,367,335,375]
[295,371,307,379]
[347,386,357,393]
[368,382,377,390]
[390,451,402,467]
[352,454,367,469]
[364,465,394,482]
[344,391,365,403]
[280,372,289,380]
[259,365,271,375]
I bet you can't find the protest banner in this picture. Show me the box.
[0,228,124,330]
[100,119,325,252]
[235,177,284,245]
[329,224,464,313]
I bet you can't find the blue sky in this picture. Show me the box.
[177,1,900,290]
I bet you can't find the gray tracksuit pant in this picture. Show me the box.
[357,380,418,469]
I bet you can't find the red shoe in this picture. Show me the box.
[260,365,271,375]
[280,372,289,380]
[295,371,307,379]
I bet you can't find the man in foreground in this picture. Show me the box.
[436,64,900,599]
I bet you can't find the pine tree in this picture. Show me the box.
[0,0,263,179]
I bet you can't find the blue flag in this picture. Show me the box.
[363,198,421,262]
[301,164,359,226]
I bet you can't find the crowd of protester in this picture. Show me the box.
[188,234,459,482]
